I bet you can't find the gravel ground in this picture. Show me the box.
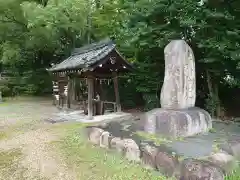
[0,97,77,180]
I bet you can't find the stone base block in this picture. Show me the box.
[87,127,104,145]
[140,107,212,138]
[140,143,179,177]
[100,131,110,148]
[180,159,224,180]
[141,143,159,169]
[155,149,179,177]
[122,139,140,162]
[110,137,124,153]
[208,152,238,174]
[219,135,240,160]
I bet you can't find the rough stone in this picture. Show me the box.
[110,137,124,153]
[155,148,179,177]
[180,159,224,180]
[161,40,196,109]
[219,136,240,160]
[208,151,238,174]
[141,143,158,169]
[99,131,110,148]
[141,107,212,137]
[122,139,140,162]
[88,127,104,145]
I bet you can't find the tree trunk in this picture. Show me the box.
[213,81,221,118]
[0,91,2,102]
[206,70,214,116]
[95,0,100,9]
[87,0,91,44]
[206,70,221,118]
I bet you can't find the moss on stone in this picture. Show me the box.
[135,131,172,145]
[135,131,185,146]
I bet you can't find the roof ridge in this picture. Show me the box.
[71,38,114,56]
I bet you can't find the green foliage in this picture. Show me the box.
[0,85,10,96]
[93,0,240,111]
[119,78,142,108]
[0,42,21,65]
[225,169,240,180]
[0,0,90,96]
[135,131,172,146]
[142,93,159,111]
[205,94,220,116]
[0,0,240,113]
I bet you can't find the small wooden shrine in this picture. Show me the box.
[47,39,133,119]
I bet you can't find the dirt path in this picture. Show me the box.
[0,98,77,180]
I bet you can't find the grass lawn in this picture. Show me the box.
[51,123,173,180]
[225,170,240,180]
[0,148,46,180]
[0,149,23,179]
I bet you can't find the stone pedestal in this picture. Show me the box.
[141,107,212,138]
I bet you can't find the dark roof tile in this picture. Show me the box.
[48,39,115,72]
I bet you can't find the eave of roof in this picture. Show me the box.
[48,39,115,72]
[47,38,134,73]
[71,38,112,56]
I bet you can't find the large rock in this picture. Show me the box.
[110,137,124,153]
[141,143,158,169]
[208,152,238,174]
[141,143,179,176]
[141,107,212,137]
[122,139,140,162]
[88,127,104,145]
[180,159,224,180]
[161,40,196,109]
[99,131,110,148]
[155,149,179,177]
[219,135,240,160]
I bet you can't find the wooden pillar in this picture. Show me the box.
[67,76,71,109]
[113,72,121,112]
[52,81,59,106]
[94,79,104,115]
[71,78,75,103]
[87,76,94,119]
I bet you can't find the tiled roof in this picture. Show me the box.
[48,39,116,72]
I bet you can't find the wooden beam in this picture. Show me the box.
[87,76,94,119]
[113,72,121,112]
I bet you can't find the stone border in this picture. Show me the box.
[86,127,237,179]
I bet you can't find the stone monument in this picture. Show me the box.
[161,40,196,109]
[141,40,212,137]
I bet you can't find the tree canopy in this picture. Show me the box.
[0,0,239,117]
